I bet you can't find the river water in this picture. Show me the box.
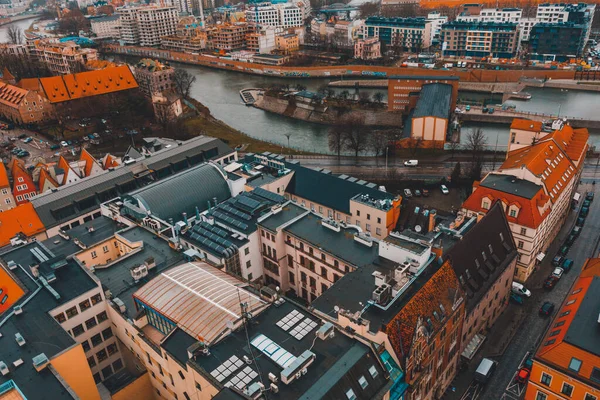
[0,17,36,42]
[3,18,600,152]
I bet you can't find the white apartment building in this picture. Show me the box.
[90,15,121,39]
[118,7,140,45]
[137,6,179,47]
[536,4,569,23]
[457,7,523,23]
[165,0,193,15]
[427,11,448,38]
[246,2,304,28]
[0,0,28,17]
[518,17,537,42]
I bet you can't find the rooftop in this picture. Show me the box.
[0,203,45,248]
[479,173,543,199]
[389,75,460,80]
[259,202,309,233]
[412,83,452,120]
[564,276,600,357]
[285,213,379,269]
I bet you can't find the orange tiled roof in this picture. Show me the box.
[0,203,45,247]
[548,125,589,165]
[385,260,461,364]
[0,162,9,188]
[510,118,542,132]
[39,65,138,104]
[0,82,28,108]
[103,154,119,169]
[17,78,42,92]
[79,148,100,177]
[462,181,550,229]
[38,168,58,191]
[2,67,15,82]
[57,156,74,185]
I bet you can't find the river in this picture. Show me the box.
[0,17,36,42]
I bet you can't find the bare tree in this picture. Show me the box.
[464,128,487,180]
[338,90,350,101]
[173,68,197,99]
[448,140,461,160]
[328,122,346,158]
[373,92,385,104]
[407,137,423,156]
[359,1,379,18]
[342,115,369,157]
[7,26,22,45]
[369,130,389,157]
[358,92,371,106]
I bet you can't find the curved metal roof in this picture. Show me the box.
[132,163,231,223]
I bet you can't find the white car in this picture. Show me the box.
[512,282,531,297]
[403,189,412,198]
[60,141,68,147]
[404,160,418,167]
[552,267,564,279]
[440,185,449,195]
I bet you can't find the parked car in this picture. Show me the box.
[474,358,497,384]
[23,137,32,143]
[512,282,531,297]
[580,207,589,218]
[561,259,574,273]
[49,144,60,150]
[465,105,471,111]
[566,234,577,246]
[583,199,591,208]
[403,189,413,198]
[558,245,569,256]
[488,107,495,114]
[543,276,559,290]
[572,226,582,237]
[586,191,594,201]
[60,141,68,147]
[515,367,531,383]
[16,150,29,158]
[552,255,564,267]
[576,217,585,227]
[414,189,422,197]
[539,301,555,316]
[510,292,524,305]
[404,160,418,167]
[552,267,564,279]
[422,189,429,197]
[440,185,449,195]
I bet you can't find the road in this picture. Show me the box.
[440,181,600,400]
[0,128,78,164]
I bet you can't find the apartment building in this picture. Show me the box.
[246,2,304,28]
[387,75,459,113]
[363,16,433,51]
[444,202,518,359]
[213,23,250,51]
[529,22,586,60]
[246,27,277,54]
[0,0,28,16]
[90,15,121,39]
[0,162,15,212]
[28,39,98,75]
[354,37,381,60]
[134,58,175,96]
[440,21,519,58]
[275,32,299,53]
[525,258,600,400]
[536,1,596,45]
[0,80,53,125]
[118,7,140,45]
[457,6,523,23]
[137,6,178,47]
[462,122,588,282]
[161,33,207,52]
[427,11,448,39]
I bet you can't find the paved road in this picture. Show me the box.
[443,181,600,400]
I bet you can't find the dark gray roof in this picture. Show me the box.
[479,174,543,200]
[31,137,234,228]
[91,15,121,22]
[161,328,197,367]
[130,163,231,223]
[389,75,460,80]
[284,213,379,268]
[283,160,394,215]
[189,300,389,400]
[44,218,122,257]
[564,276,600,357]
[444,202,517,313]
[413,83,452,119]
[259,202,309,232]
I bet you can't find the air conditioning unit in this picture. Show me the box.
[130,264,149,282]
[0,361,8,376]
[32,353,49,371]
[243,355,252,365]
[15,333,25,347]
[270,383,279,393]
[7,260,17,270]
[243,382,264,400]
[268,372,278,383]
[113,297,126,313]
[13,306,23,315]
[316,322,334,340]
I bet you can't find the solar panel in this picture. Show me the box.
[210,355,244,383]
[253,187,285,203]
[251,334,297,369]
[220,204,252,221]
[236,195,262,212]
[288,318,318,340]
[213,211,249,231]
[225,365,259,390]
[198,222,230,238]
[276,310,304,331]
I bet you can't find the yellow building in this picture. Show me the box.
[275,32,299,54]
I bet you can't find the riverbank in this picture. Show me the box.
[253,92,402,127]
[103,44,576,82]
[0,13,39,26]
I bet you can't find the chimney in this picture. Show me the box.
[195,206,200,221]
[428,209,437,232]
[183,212,188,226]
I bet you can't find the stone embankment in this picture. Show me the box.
[253,93,402,127]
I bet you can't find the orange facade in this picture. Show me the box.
[387,76,459,112]
[0,267,25,314]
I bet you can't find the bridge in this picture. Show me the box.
[317,3,359,14]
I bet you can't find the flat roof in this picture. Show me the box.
[564,276,600,356]
[259,202,309,233]
[389,75,460,80]
[161,328,197,367]
[384,234,430,255]
[479,174,543,200]
[285,213,379,269]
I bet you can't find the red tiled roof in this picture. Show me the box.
[549,125,589,165]
[38,168,59,191]
[510,118,542,132]
[0,162,9,188]
[79,148,100,177]
[0,203,45,247]
[0,82,27,108]
[385,261,461,364]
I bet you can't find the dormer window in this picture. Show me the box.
[509,209,517,217]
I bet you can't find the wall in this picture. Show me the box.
[350,200,392,239]
[112,372,156,400]
[76,238,123,267]
[0,266,25,313]
[526,360,600,400]
[51,345,102,400]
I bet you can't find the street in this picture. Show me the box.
[442,181,600,400]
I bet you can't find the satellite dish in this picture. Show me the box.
[414,225,422,233]
[334,306,340,313]
[226,321,234,330]
[275,286,280,292]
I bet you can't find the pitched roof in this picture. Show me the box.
[38,65,138,104]
[444,202,517,312]
[385,260,461,364]
[1,67,14,82]
[38,168,59,191]
[17,78,42,92]
[412,83,452,119]
[102,154,119,169]
[57,155,80,185]
[0,203,45,246]
[548,125,588,165]
[79,148,101,177]
[535,265,600,389]
[0,82,27,108]
[0,161,9,188]
[510,118,542,132]
[462,174,550,229]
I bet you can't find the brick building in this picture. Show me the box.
[387,75,459,113]
[133,58,175,97]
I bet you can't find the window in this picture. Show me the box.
[535,392,547,400]
[540,372,552,386]
[517,241,524,249]
[97,349,108,363]
[561,383,574,396]
[54,312,66,324]
[103,245,109,253]
[288,271,295,284]
[366,223,371,232]
[107,343,118,356]
[97,311,108,323]
[91,293,102,305]
[358,376,368,389]
[509,209,517,217]
[483,201,489,209]
[585,394,598,400]
[356,210,360,216]
[91,334,103,347]
[520,227,527,235]
[65,306,78,319]
[87,356,96,367]
[82,340,91,352]
[91,251,97,259]
[85,317,98,330]
[244,247,250,255]
[102,327,113,340]
[369,365,378,378]
[79,299,91,311]
[377,217,381,223]
[178,370,185,380]
[93,372,101,384]
[346,389,357,400]
[376,228,382,236]
[102,365,113,379]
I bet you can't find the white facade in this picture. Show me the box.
[91,16,122,39]
[518,17,537,42]
[427,11,448,38]
[536,4,569,23]
[0,0,28,16]
[246,2,304,28]
[457,7,522,23]
[118,8,140,45]
[117,6,178,46]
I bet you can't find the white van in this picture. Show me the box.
[404,160,418,167]
[475,358,497,383]
[512,282,531,297]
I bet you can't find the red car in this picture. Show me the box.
[543,276,559,290]
[515,368,531,383]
